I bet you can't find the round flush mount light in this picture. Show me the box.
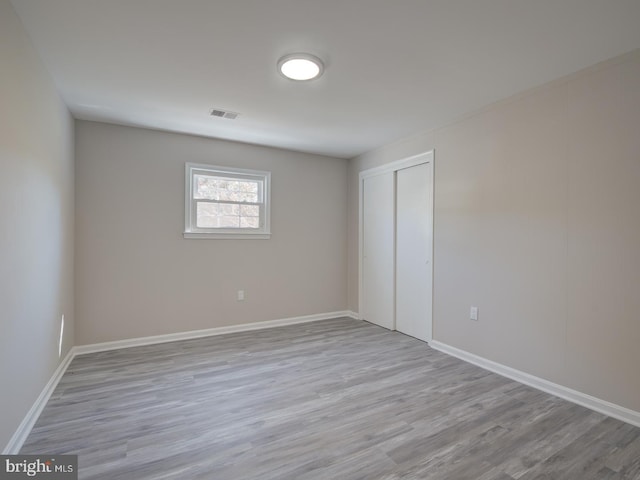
[277,53,324,81]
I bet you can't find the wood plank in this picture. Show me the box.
[20,318,640,479]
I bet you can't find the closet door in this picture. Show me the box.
[361,172,395,330]
[395,162,433,341]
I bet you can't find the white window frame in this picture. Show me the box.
[184,163,271,239]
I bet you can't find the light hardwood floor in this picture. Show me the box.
[21,318,640,479]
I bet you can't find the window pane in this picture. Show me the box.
[240,216,260,228]
[196,202,240,228]
[196,202,260,229]
[240,204,259,217]
[240,205,259,228]
[194,174,260,203]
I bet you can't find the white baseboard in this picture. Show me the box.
[3,348,75,454]
[345,310,360,320]
[74,311,355,355]
[430,340,640,429]
[4,311,356,454]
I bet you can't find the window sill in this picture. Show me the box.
[183,232,271,240]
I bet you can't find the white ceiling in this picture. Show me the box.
[11,0,640,159]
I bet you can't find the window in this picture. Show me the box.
[184,163,271,239]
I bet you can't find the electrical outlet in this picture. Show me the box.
[237,290,245,301]
[470,307,479,321]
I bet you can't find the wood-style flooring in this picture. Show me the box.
[21,318,640,479]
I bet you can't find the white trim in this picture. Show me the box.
[3,348,76,454]
[183,233,271,240]
[358,151,434,180]
[430,340,640,429]
[345,310,360,320]
[74,311,354,355]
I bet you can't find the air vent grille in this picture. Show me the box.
[210,108,240,120]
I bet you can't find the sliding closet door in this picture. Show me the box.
[395,162,433,341]
[361,172,395,330]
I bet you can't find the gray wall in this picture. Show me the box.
[75,121,348,344]
[348,50,640,413]
[0,0,75,451]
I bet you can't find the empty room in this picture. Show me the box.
[2,0,640,479]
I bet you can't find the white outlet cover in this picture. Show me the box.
[470,307,479,321]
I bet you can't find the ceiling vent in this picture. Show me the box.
[210,108,240,120]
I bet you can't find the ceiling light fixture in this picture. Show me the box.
[277,53,324,81]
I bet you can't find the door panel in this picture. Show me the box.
[396,162,433,341]
[362,172,395,330]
